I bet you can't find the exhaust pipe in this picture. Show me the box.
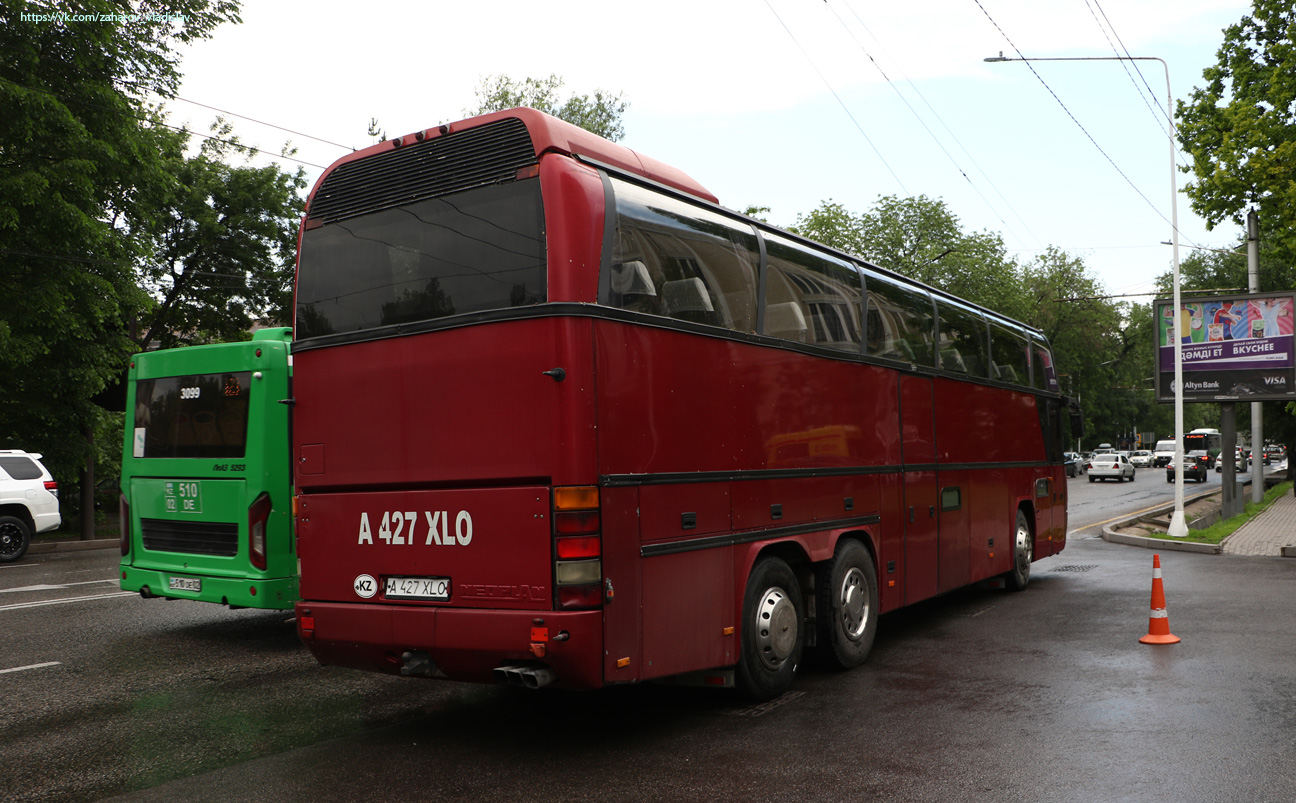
[492,664,556,689]
[519,667,556,689]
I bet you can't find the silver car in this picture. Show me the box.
[1088,452,1136,482]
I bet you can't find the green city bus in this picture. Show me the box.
[119,328,297,609]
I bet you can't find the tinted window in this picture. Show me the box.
[605,179,759,332]
[762,234,862,351]
[296,179,545,339]
[133,373,251,459]
[864,270,934,365]
[937,301,988,376]
[1032,340,1059,391]
[989,321,1031,386]
[0,457,42,480]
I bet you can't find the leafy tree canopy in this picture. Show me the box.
[464,73,629,141]
[0,2,312,513]
[1177,0,1296,250]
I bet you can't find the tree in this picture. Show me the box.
[135,119,306,351]
[1177,1,1296,254]
[792,195,1025,318]
[464,74,629,141]
[0,1,242,519]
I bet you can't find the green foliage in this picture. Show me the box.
[0,1,253,502]
[465,73,629,141]
[135,119,306,351]
[1177,1,1296,251]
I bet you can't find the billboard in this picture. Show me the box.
[1154,292,1296,403]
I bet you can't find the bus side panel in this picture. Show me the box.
[936,468,970,593]
[640,547,735,680]
[601,485,643,683]
[593,323,901,476]
[878,472,906,612]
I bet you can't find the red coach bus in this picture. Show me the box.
[291,108,1076,699]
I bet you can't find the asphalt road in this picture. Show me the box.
[4,478,1294,802]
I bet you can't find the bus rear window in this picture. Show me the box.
[133,373,252,459]
[295,179,545,339]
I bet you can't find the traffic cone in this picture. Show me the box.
[1139,554,1181,645]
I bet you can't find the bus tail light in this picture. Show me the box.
[249,493,271,571]
[553,486,601,609]
[119,495,130,557]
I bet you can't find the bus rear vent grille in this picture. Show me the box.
[140,518,239,557]
[306,117,536,224]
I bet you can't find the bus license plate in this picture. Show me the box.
[384,576,450,601]
[169,576,201,592]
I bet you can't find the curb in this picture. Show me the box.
[28,538,118,554]
[1101,494,1223,554]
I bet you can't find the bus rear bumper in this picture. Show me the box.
[294,601,604,690]
[121,567,298,610]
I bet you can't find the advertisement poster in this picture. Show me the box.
[1154,292,1296,402]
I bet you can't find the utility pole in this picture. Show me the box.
[1248,209,1263,503]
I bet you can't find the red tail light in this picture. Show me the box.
[119,495,130,557]
[552,486,602,610]
[249,492,271,571]
[44,480,58,498]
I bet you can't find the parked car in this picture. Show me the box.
[1167,451,1209,483]
[1129,450,1154,467]
[1088,452,1136,482]
[0,450,61,562]
[1064,452,1085,477]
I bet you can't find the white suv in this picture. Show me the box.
[0,450,61,562]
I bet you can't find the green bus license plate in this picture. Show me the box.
[384,576,450,601]
[169,576,202,592]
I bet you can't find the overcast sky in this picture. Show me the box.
[170,0,1253,300]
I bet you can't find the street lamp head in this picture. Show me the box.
[984,52,1011,62]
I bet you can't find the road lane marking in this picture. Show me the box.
[1,580,119,594]
[1069,488,1219,536]
[0,661,62,674]
[0,592,135,611]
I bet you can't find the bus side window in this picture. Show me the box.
[989,322,1030,386]
[604,178,759,333]
[936,300,988,377]
[1031,340,1059,392]
[863,269,934,366]
[761,233,862,351]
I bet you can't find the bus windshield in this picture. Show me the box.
[295,180,546,339]
[133,372,252,459]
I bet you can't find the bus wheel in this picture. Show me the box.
[736,557,804,701]
[1004,510,1032,591]
[0,516,31,563]
[817,540,878,670]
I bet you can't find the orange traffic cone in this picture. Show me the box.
[1139,554,1181,645]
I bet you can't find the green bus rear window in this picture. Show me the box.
[133,372,252,459]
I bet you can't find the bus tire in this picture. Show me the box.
[817,539,878,670]
[1004,510,1032,591]
[736,556,804,701]
[0,516,31,563]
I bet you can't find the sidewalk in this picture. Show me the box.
[1221,489,1296,557]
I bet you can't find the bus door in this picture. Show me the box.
[900,376,938,603]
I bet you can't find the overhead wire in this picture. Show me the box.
[969,0,1200,248]
[760,0,910,195]
[829,0,1045,249]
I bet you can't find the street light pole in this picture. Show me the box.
[985,52,1189,536]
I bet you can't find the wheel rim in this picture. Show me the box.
[1014,521,1032,574]
[754,586,798,669]
[837,567,870,640]
[0,522,21,556]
